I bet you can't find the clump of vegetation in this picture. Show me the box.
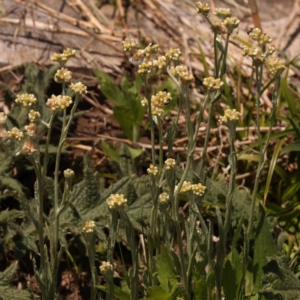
[0,2,300,300]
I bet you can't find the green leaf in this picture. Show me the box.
[93,70,124,105]
[0,177,23,193]
[253,204,277,290]
[100,140,120,162]
[156,244,179,293]
[127,145,143,160]
[0,210,23,223]
[286,115,300,139]
[223,248,243,300]
[281,76,298,117]
[282,181,300,201]
[281,140,300,155]
[95,285,130,300]
[194,276,207,300]
[264,139,285,204]
[0,262,18,286]
[0,287,32,300]
[146,286,172,299]
[259,255,300,300]
[113,105,136,140]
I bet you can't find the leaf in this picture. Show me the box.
[0,210,23,223]
[95,285,130,300]
[264,139,285,204]
[259,255,300,300]
[281,140,300,155]
[194,276,207,300]
[0,262,18,286]
[253,204,277,290]
[0,287,32,300]
[281,76,298,117]
[285,115,300,139]
[93,70,124,105]
[100,140,120,162]
[0,177,23,193]
[223,248,243,300]
[119,144,134,177]
[127,145,143,160]
[113,105,136,140]
[156,244,179,293]
[146,286,172,299]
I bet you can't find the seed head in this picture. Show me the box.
[21,140,38,155]
[25,123,38,137]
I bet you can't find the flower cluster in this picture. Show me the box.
[106,194,127,210]
[25,123,38,137]
[219,108,241,125]
[192,183,206,196]
[83,221,96,233]
[195,2,210,15]
[165,158,176,170]
[203,77,224,91]
[138,61,153,75]
[248,28,272,45]
[15,94,37,107]
[28,110,41,123]
[46,95,73,111]
[153,56,167,70]
[159,192,169,204]
[175,181,192,194]
[147,164,158,176]
[169,65,194,83]
[54,68,72,83]
[151,91,172,117]
[64,168,74,178]
[214,8,231,19]
[121,38,138,52]
[223,17,240,33]
[70,82,88,95]
[165,48,182,61]
[7,127,23,140]
[242,46,259,58]
[100,261,113,273]
[51,48,76,64]
[269,58,286,76]
[21,140,38,155]
[0,112,7,125]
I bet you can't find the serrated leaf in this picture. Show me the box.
[146,286,172,299]
[156,244,179,293]
[0,287,32,300]
[100,140,120,162]
[253,204,277,290]
[0,177,23,193]
[0,210,23,223]
[281,140,300,155]
[95,285,130,300]
[93,70,124,105]
[259,255,300,300]
[0,262,18,286]
[119,144,133,177]
[194,276,207,300]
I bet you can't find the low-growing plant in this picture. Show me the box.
[0,2,299,300]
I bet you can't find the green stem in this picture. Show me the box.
[42,115,54,182]
[158,118,163,170]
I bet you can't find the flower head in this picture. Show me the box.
[106,194,127,210]
[269,58,285,76]
[21,140,38,155]
[170,65,194,83]
[100,261,113,273]
[46,95,73,111]
[25,123,38,137]
[15,94,37,107]
[242,46,259,58]
[223,17,240,33]
[248,28,262,41]
[70,82,87,95]
[165,158,176,170]
[175,181,192,194]
[138,60,153,75]
[7,127,23,140]
[153,56,167,70]
[165,48,182,61]
[54,68,72,83]
[159,192,169,204]
[64,168,74,179]
[219,108,241,125]
[211,21,227,34]
[203,77,224,91]
[147,164,158,176]
[28,110,41,123]
[0,112,7,125]
[51,48,76,64]
[196,2,210,15]
[192,183,206,196]
[215,8,231,19]
[122,38,138,52]
[83,221,96,233]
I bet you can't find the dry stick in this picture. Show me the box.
[116,0,128,37]
[247,0,262,29]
